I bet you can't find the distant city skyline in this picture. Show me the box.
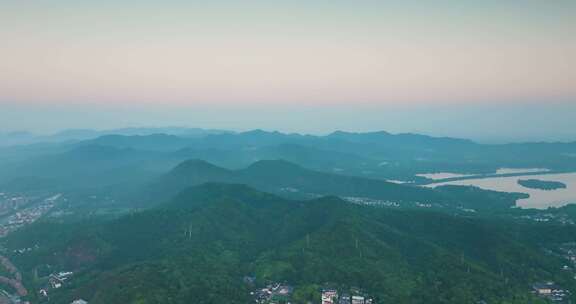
[1,1,575,142]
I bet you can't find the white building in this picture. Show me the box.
[322,289,338,304]
[351,295,365,304]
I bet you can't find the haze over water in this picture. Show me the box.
[431,172,576,209]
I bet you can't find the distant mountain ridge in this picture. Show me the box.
[0,127,231,147]
[3,129,576,193]
[148,158,445,206]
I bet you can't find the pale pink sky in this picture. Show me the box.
[1,1,575,141]
[1,1,575,106]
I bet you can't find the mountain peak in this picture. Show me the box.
[172,159,226,173]
[245,159,303,172]
[166,182,289,209]
[327,130,391,139]
[241,129,282,136]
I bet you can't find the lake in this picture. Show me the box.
[416,172,474,179]
[428,172,576,209]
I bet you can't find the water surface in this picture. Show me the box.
[416,172,473,180]
[429,173,576,209]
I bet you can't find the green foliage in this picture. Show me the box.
[292,284,321,303]
[518,179,567,190]
[4,184,576,303]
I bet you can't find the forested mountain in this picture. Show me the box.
[0,127,229,147]
[3,1,575,303]
[0,129,574,303]
[147,159,445,205]
[0,145,184,189]
[144,159,528,215]
[2,130,575,191]
[4,184,574,303]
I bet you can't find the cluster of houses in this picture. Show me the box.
[39,271,74,299]
[251,282,294,303]
[12,246,37,255]
[531,243,574,302]
[558,242,576,279]
[0,194,62,237]
[344,197,401,208]
[532,282,571,303]
[249,280,565,304]
[344,196,438,210]
[518,213,575,225]
[0,194,33,217]
[249,281,375,304]
[322,289,373,304]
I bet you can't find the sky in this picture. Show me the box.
[1,1,575,142]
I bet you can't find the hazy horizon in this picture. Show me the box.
[2,1,575,143]
[3,3,576,304]
[2,101,576,143]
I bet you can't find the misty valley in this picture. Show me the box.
[3,1,575,302]
[0,129,574,303]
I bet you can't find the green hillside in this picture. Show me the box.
[148,159,445,206]
[4,184,574,303]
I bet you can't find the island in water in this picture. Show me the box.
[518,179,567,191]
